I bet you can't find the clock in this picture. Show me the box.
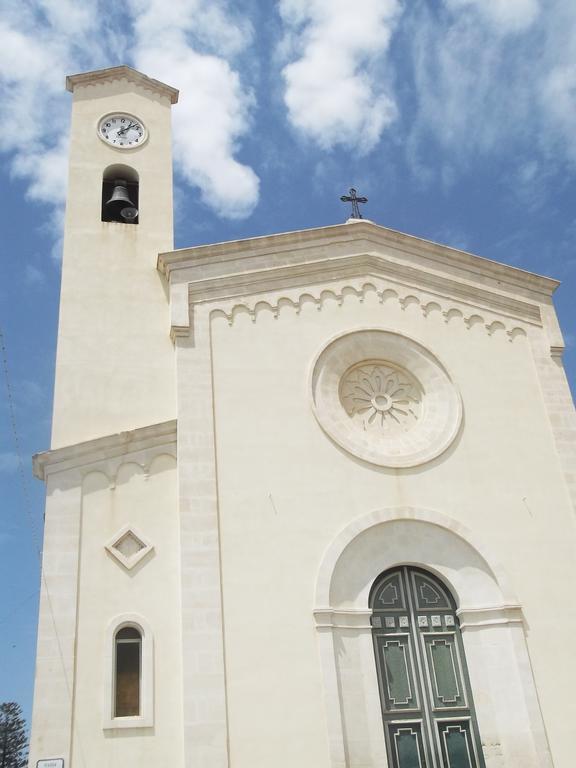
[98,113,147,148]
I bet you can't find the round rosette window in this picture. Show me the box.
[311,330,462,467]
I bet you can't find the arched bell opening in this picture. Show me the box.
[101,164,139,225]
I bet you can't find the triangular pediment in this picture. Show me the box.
[158,220,557,340]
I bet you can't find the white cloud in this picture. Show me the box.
[0,0,259,224]
[130,0,259,219]
[12,136,70,205]
[408,11,509,158]
[279,0,401,153]
[0,5,96,208]
[129,0,252,58]
[543,65,576,130]
[406,0,576,185]
[445,0,539,32]
[503,159,557,212]
[537,1,576,163]
[2,0,574,226]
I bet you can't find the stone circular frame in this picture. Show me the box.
[311,329,462,468]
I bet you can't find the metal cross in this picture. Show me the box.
[340,187,368,219]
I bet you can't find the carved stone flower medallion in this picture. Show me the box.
[339,361,422,434]
[311,330,463,467]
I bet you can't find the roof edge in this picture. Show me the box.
[66,65,179,104]
[33,419,177,480]
[158,220,560,300]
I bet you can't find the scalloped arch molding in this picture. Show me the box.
[211,281,529,342]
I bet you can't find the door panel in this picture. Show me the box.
[423,634,467,709]
[411,572,452,611]
[388,722,428,768]
[374,632,419,710]
[372,571,407,610]
[370,567,485,768]
[437,721,478,768]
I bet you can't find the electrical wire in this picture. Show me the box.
[0,325,87,768]
[0,328,43,559]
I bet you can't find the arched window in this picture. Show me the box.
[370,566,485,768]
[101,164,139,224]
[104,614,153,729]
[114,626,141,717]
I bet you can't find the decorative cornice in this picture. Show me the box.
[66,65,179,104]
[550,345,564,360]
[210,280,530,342]
[313,608,373,630]
[313,604,525,631]
[158,220,558,299]
[33,419,177,480]
[158,222,555,339]
[457,604,524,629]
[191,257,542,320]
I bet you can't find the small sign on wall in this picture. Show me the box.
[37,760,64,768]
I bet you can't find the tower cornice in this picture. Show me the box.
[66,64,179,104]
[33,419,177,480]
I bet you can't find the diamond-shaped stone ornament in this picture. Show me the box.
[105,525,153,570]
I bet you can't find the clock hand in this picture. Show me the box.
[117,122,137,135]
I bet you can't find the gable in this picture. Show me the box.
[158,220,557,341]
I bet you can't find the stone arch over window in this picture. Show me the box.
[104,614,153,729]
[313,508,553,768]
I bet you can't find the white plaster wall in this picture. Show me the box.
[175,323,230,768]
[206,284,576,768]
[27,474,82,767]
[70,454,184,767]
[52,78,177,448]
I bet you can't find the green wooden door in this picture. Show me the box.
[370,567,485,768]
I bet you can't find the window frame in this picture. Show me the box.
[114,626,142,718]
[103,614,153,730]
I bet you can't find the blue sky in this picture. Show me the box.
[1,0,575,727]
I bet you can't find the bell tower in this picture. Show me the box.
[52,66,179,448]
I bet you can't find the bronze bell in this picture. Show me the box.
[106,179,138,221]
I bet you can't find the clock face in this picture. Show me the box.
[98,113,147,148]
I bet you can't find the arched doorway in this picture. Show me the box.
[370,566,485,768]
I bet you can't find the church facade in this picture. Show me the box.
[29,66,576,768]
